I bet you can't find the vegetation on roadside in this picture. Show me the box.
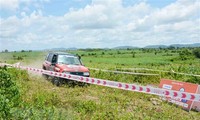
[0,67,73,119]
[193,48,200,59]
[0,47,200,119]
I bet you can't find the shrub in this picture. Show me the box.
[179,49,192,60]
[17,56,23,60]
[186,76,200,84]
[193,48,200,59]
[117,51,121,54]
[0,67,20,119]
[132,53,135,58]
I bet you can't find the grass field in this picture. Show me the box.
[0,48,200,119]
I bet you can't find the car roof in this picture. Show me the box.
[49,52,77,57]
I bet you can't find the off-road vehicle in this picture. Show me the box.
[42,52,89,86]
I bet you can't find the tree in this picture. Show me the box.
[4,49,8,53]
[127,48,131,50]
[132,53,136,58]
[168,46,175,50]
[179,49,191,60]
[117,51,121,54]
[13,55,16,60]
[193,48,200,59]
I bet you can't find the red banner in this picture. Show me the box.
[192,85,200,111]
[159,79,199,111]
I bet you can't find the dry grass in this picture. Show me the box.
[1,49,200,119]
[17,71,200,119]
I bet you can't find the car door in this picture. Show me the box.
[49,54,57,71]
[45,53,53,70]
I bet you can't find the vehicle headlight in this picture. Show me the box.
[83,72,89,76]
[55,67,60,71]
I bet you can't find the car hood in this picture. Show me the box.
[56,64,89,72]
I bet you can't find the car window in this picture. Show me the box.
[58,55,81,65]
[47,53,53,62]
[52,55,57,63]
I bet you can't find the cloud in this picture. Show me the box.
[0,0,20,10]
[127,0,200,31]
[152,0,199,24]
[0,0,199,51]
[64,0,123,29]
[0,0,50,11]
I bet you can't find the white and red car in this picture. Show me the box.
[42,52,90,86]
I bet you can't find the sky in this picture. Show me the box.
[0,0,199,51]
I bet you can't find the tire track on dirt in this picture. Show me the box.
[21,59,44,77]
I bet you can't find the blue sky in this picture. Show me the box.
[0,0,199,51]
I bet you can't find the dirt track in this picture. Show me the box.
[22,59,43,69]
[21,59,44,77]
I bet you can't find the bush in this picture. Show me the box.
[17,56,23,60]
[193,48,200,59]
[186,76,200,84]
[0,67,20,119]
[0,67,70,119]
[179,49,192,60]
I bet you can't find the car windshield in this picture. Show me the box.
[57,55,81,65]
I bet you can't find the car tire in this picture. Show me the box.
[53,77,61,86]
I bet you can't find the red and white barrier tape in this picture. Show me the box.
[1,63,200,102]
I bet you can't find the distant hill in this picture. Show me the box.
[169,43,200,48]
[44,47,77,51]
[113,43,200,49]
[144,43,200,49]
[66,47,78,50]
[43,43,200,51]
[112,46,139,49]
[51,48,66,51]
[144,45,168,48]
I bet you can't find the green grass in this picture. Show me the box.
[2,68,200,119]
[0,48,200,119]
[0,51,47,64]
